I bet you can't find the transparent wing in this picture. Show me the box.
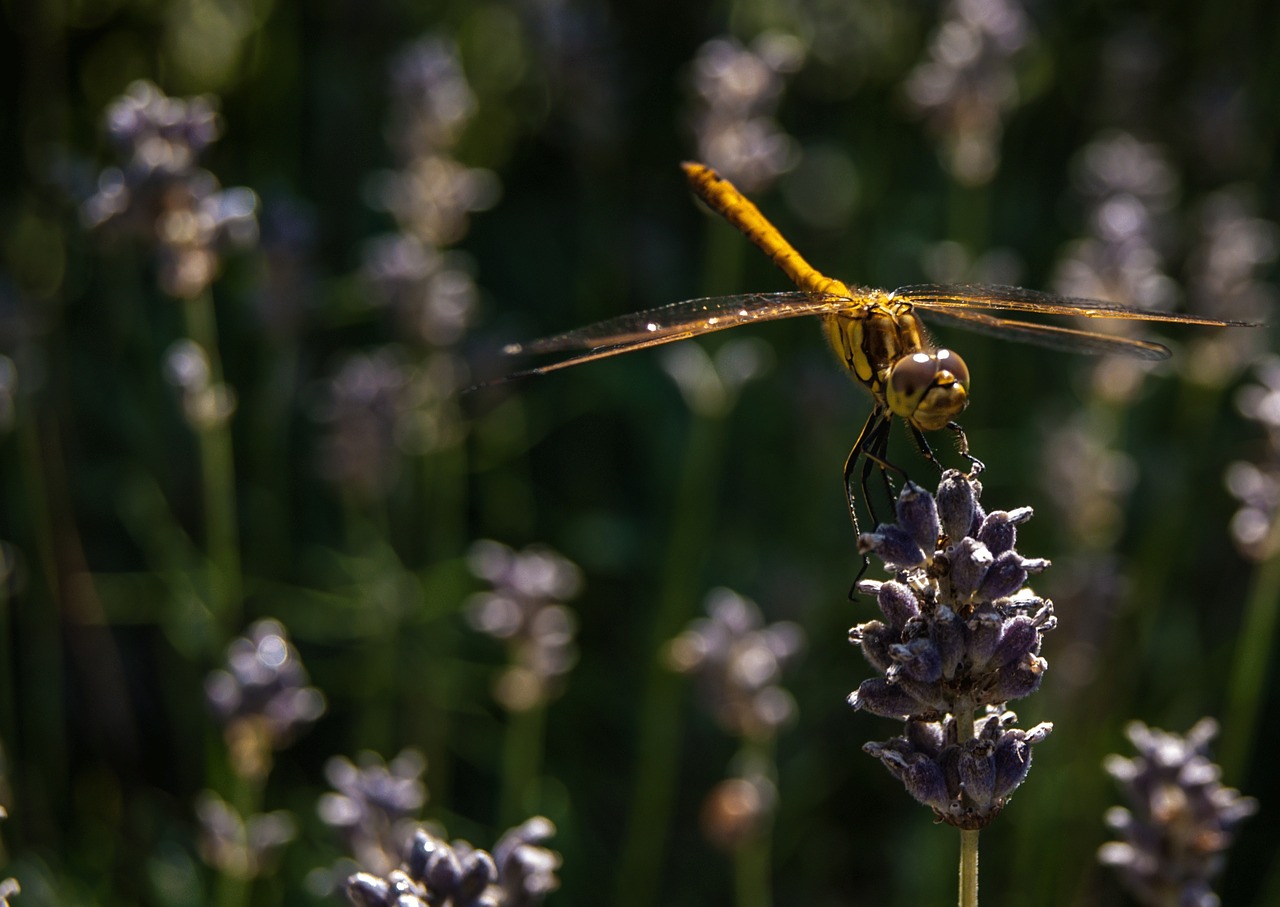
[919,307,1172,360]
[503,291,856,357]
[897,284,1261,326]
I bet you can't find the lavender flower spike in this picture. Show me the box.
[1099,719,1257,907]
[851,470,1054,828]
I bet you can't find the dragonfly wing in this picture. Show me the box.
[505,291,852,356]
[898,284,1261,327]
[919,307,1172,360]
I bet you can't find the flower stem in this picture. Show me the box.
[1220,511,1280,782]
[614,410,727,907]
[183,291,242,634]
[500,701,547,827]
[956,703,978,907]
[733,738,776,907]
[958,829,979,907]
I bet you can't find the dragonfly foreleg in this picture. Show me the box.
[946,421,984,477]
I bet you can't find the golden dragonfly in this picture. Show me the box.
[503,161,1257,531]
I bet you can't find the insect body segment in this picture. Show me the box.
[501,161,1258,539]
[686,164,974,438]
[682,161,853,300]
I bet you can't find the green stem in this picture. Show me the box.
[1219,513,1280,782]
[499,701,547,826]
[733,737,776,907]
[183,291,242,634]
[613,411,727,907]
[212,766,264,907]
[956,704,978,907]
[959,830,980,907]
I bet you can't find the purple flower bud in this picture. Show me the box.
[864,741,952,812]
[976,510,1017,554]
[989,656,1046,702]
[965,605,1003,669]
[896,481,941,553]
[345,872,394,907]
[937,469,980,542]
[977,550,1029,601]
[850,621,896,673]
[849,679,919,719]
[958,746,997,807]
[456,849,497,900]
[877,580,921,630]
[949,537,993,600]
[932,605,966,679]
[891,637,943,683]
[992,616,1039,667]
[423,837,463,892]
[858,524,926,567]
[991,725,1048,801]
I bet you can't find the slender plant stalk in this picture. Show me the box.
[500,701,548,827]
[212,762,264,907]
[183,291,242,633]
[1220,512,1280,782]
[956,703,978,907]
[733,737,777,907]
[614,207,744,907]
[959,830,980,907]
[614,410,727,907]
[734,830,773,907]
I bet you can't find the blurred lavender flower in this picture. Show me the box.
[311,347,467,497]
[364,37,497,349]
[346,818,560,907]
[1041,131,1181,539]
[313,348,414,498]
[83,80,259,298]
[467,541,581,712]
[0,804,15,905]
[1226,356,1280,559]
[1052,131,1180,321]
[363,236,479,348]
[519,0,622,152]
[164,338,237,430]
[699,771,778,853]
[205,618,326,780]
[1182,188,1278,385]
[659,337,772,419]
[1099,719,1257,907]
[666,587,804,741]
[1040,409,1138,547]
[195,791,296,881]
[388,37,477,154]
[369,157,498,251]
[851,470,1054,827]
[255,195,317,341]
[903,0,1033,185]
[687,33,804,192]
[319,749,428,878]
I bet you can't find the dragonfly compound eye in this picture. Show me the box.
[887,350,970,431]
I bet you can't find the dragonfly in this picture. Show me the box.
[502,161,1258,534]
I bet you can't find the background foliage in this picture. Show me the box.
[1,0,1278,904]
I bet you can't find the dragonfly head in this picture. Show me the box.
[886,349,970,432]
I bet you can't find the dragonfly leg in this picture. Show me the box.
[946,421,984,477]
[859,417,899,526]
[844,409,893,596]
[906,424,945,477]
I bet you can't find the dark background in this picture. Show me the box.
[1,0,1278,904]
